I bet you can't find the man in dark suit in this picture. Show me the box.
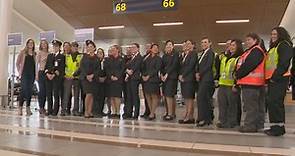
[45,40,65,116]
[195,37,215,127]
[123,43,143,120]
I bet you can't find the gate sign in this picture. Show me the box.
[40,31,56,43]
[75,28,94,42]
[8,33,23,46]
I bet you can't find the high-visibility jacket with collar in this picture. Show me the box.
[219,55,239,86]
[65,53,83,79]
[265,41,292,80]
[237,45,266,86]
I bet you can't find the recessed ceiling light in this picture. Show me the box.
[216,19,250,24]
[153,22,183,26]
[218,42,227,46]
[174,43,183,46]
[98,25,125,30]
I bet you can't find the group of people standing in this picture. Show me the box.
[15,26,294,136]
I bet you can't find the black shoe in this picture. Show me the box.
[132,116,139,120]
[60,112,66,116]
[147,116,156,121]
[216,123,229,128]
[196,120,211,127]
[181,119,195,124]
[239,126,258,133]
[264,125,285,136]
[73,112,80,116]
[163,115,174,121]
[66,111,71,116]
[122,114,132,120]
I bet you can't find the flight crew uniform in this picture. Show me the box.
[196,48,215,126]
[265,41,293,136]
[161,50,179,99]
[93,57,107,117]
[62,51,83,116]
[45,40,65,116]
[141,53,151,118]
[217,54,240,128]
[236,44,266,133]
[123,52,143,119]
[122,54,132,118]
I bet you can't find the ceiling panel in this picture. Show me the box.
[42,0,289,50]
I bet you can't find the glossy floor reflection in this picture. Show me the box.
[0,100,295,156]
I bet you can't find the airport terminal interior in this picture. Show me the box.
[0,0,295,155]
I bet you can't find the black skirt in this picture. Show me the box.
[143,82,160,95]
[162,79,178,97]
[82,80,96,94]
[107,82,123,98]
[181,81,196,99]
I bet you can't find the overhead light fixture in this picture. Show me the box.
[153,22,183,26]
[98,25,125,30]
[218,42,227,46]
[174,43,183,46]
[216,19,250,24]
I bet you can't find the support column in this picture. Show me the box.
[0,0,13,104]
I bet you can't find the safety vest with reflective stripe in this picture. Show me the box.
[219,56,239,86]
[237,45,266,86]
[265,41,292,80]
[65,54,83,78]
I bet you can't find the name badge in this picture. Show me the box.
[54,61,58,67]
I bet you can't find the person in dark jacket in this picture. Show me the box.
[178,40,197,124]
[93,48,107,117]
[123,43,143,120]
[16,39,36,116]
[195,37,215,127]
[161,40,179,121]
[44,40,65,116]
[264,27,293,136]
[142,44,162,120]
[105,45,125,119]
[140,43,152,119]
[236,33,266,133]
[79,40,100,118]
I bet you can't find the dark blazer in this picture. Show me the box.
[142,55,162,83]
[198,48,215,82]
[161,50,179,80]
[79,54,100,80]
[105,56,125,84]
[179,51,197,82]
[125,53,143,81]
[45,52,65,79]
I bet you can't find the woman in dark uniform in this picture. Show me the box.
[105,45,125,119]
[142,44,162,120]
[161,40,179,121]
[178,40,197,124]
[94,48,107,117]
[79,40,100,118]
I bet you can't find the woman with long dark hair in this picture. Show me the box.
[265,27,293,136]
[217,39,243,128]
[16,39,36,116]
[36,40,49,115]
[236,33,266,133]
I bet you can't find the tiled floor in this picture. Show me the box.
[0,99,294,156]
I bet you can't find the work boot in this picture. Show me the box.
[264,125,286,136]
[26,107,32,116]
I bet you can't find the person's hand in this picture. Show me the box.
[232,86,238,92]
[35,75,39,81]
[87,74,94,82]
[111,75,118,81]
[195,73,200,82]
[55,70,60,76]
[178,75,184,82]
[126,69,133,75]
[99,77,106,83]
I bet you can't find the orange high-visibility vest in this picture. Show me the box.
[237,45,266,86]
